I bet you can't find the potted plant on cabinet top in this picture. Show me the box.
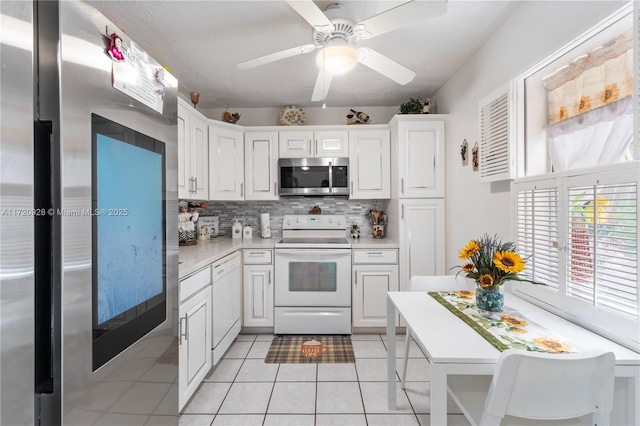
[399,97,425,114]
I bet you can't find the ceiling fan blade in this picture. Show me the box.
[357,48,416,85]
[237,44,317,69]
[355,0,447,40]
[285,0,334,30]
[311,69,333,102]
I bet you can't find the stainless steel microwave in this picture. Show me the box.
[278,158,349,196]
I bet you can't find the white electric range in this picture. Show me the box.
[274,215,352,334]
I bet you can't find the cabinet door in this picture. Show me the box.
[398,120,445,198]
[243,264,273,327]
[177,100,191,199]
[399,199,445,290]
[209,124,244,200]
[279,131,313,158]
[179,286,212,411]
[245,132,279,200]
[191,112,208,199]
[315,130,349,157]
[353,264,399,328]
[349,129,390,199]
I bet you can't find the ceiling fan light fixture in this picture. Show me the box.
[316,43,358,74]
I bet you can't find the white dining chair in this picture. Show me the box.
[447,349,616,426]
[400,275,467,389]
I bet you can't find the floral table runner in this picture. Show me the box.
[429,290,579,353]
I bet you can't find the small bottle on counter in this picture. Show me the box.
[231,219,243,239]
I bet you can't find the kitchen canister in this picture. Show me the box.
[231,219,243,239]
[260,213,271,238]
[243,225,252,239]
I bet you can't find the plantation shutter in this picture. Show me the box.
[515,182,560,290]
[479,82,517,183]
[566,177,639,321]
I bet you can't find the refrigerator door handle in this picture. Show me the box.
[34,119,57,396]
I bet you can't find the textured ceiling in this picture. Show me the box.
[89,1,516,109]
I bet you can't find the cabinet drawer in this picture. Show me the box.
[243,249,272,264]
[179,266,212,303]
[353,249,397,264]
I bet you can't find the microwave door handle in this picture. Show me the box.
[328,161,332,193]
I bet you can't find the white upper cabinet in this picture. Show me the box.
[279,129,348,158]
[279,131,313,157]
[390,116,445,198]
[209,122,244,200]
[177,98,208,200]
[244,131,279,200]
[348,129,390,199]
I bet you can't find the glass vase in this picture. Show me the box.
[475,284,504,314]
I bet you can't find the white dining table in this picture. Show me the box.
[386,291,640,426]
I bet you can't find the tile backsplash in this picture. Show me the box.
[195,197,389,237]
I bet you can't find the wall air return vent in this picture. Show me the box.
[479,82,518,183]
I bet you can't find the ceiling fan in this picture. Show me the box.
[237,0,447,103]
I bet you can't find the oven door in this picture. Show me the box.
[275,248,351,307]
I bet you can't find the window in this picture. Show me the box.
[513,163,639,350]
[510,3,638,351]
[518,6,633,177]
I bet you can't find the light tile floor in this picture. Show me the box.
[180,334,471,426]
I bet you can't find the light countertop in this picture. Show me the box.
[179,236,399,279]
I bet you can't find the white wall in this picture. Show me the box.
[433,0,628,272]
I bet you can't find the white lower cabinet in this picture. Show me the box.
[352,249,399,328]
[243,264,273,327]
[243,249,273,327]
[399,199,446,290]
[178,283,212,411]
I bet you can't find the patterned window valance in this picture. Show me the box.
[544,29,632,125]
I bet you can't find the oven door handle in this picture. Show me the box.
[276,249,350,256]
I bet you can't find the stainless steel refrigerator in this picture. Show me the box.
[1,1,179,424]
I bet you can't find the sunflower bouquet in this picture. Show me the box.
[456,234,529,288]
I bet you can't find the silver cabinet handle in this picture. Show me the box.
[350,181,353,196]
[188,177,194,193]
[240,182,244,197]
[367,251,384,256]
[194,177,198,192]
[314,139,318,156]
[401,178,404,195]
[274,182,277,196]
[178,316,188,344]
[268,272,272,285]
[401,204,405,219]
[354,272,357,287]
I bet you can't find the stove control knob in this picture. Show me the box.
[337,219,342,226]
[296,217,300,223]
[328,217,333,223]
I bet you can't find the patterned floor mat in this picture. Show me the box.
[264,335,355,364]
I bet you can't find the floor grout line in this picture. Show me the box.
[182,333,466,426]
